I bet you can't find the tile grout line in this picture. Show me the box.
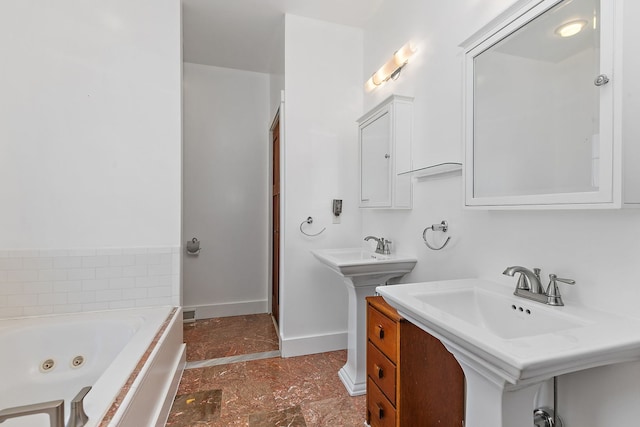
[184,350,282,370]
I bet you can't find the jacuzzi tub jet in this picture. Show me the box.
[71,355,85,368]
[40,359,55,372]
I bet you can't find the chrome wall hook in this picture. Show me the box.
[422,220,451,250]
[299,216,326,237]
[186,237,201,255]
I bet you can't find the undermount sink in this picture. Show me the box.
[311,248,417,286]
[311,248,416,396]
[377,279,640,427]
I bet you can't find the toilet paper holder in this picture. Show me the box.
[186,237,201,255]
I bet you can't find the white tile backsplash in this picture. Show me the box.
[38,269,68,281]
[67,268,96,281]
[23,282,52,294]
[53,257,82,269]
[7,270,37,282]
[81,255,110,268]
[0,258,22,270]
[82,279,110,291]
[23,257,53,270]
[122,264,148,277]
[109,254,136,267]
[53,281,82,293]
[0,283,23,295]
[108,277,135,289]
[96,266,123,279]
[0,246,180,318]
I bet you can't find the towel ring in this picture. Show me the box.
[422,220,451,251]
[300,216,326,237]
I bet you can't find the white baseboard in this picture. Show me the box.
[281,331,347,358]
[184,299,268,320]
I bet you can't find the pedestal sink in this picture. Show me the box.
[377,279,640,427]
[311,248,417,395]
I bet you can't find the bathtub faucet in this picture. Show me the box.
[67,386,92,427]
[0,399,64,426]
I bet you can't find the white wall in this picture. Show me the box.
[363,0,640,425]
[0,0,182,317]
[0,0,182,249]
[280,15,363,356]
[269,17,285,118]
[182,63,270,318]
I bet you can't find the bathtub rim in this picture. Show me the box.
[0,305,185,427]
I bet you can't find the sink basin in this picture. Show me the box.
[311,248,416,396]
[377,279,640,427]
[311,248,417,286]
[414,286,588,340]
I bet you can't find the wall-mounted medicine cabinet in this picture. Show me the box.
[358,95,413,209]
[461,0,636,209]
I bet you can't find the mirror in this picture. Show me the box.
[464,0,617,207]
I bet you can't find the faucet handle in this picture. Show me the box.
[381,239,392,255]
[553,275,575,285]
[514,273,530,291]
[546,274,575,306]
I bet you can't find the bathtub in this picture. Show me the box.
[0,306,185,427]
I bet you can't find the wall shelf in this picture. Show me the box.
[399,162,462,178]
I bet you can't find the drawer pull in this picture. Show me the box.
[377,403,385,419]
[376,324,385,339]
[375,364,384,379]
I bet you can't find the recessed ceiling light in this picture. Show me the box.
[555,20,588,38]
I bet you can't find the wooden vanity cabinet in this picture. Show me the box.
[366,296,465,427]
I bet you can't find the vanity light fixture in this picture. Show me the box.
[365,42,417,91]
[555,19,588,37]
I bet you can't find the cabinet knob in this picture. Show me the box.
[375,364,384,379]
[384,153,390,159]
[376,325,385,339]
[377,403,385,419]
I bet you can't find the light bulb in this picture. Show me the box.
[555,20,587,38]
[394,42,416,66]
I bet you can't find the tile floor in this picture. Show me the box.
[167,314,367,426]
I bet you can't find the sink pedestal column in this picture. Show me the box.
[338,279,378,396]
[456,354,543,427]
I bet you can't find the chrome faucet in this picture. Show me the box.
[364,236,392,255]
[503,266,575,306]
[503,266,544,294]
[0,399,64,426]
[67,386,91,427]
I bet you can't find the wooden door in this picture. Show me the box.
[271,116,280,325]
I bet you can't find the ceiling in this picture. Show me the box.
[182,0,383,73]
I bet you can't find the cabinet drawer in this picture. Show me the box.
[367,378,396,427]
[367,342,396,405]
[368,306,398,362]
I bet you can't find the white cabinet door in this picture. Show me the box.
[462,0,624,209]
[360,110,392,207]
[359,95,413,209]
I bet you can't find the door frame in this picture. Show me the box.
[269,92,284,334]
